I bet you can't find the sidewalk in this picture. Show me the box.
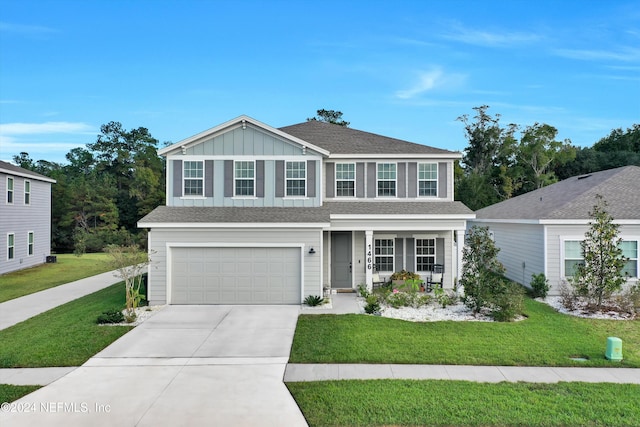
[0,269,122,331]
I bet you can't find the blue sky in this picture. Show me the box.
[1,0,639,164]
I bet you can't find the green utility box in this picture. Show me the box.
[605,337,623,361]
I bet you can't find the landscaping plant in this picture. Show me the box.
[303,295,324,306]
[530,272,550,298]
[106,244,150,322]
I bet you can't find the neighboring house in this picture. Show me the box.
[470,166,640,295]
[138,116,474,305]
[0,160,56,275]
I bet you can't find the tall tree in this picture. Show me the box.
[307,109,350,127]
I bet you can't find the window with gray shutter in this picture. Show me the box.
[438,162,448,198]
[307,160,316,197]
[173,160,182,197]
[276,160,285,197]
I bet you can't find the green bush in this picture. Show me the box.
[304,295,324,306]
[491,281,525,322]
[96,308,124,324]
[530,273,550,298]
[364,294,381,314]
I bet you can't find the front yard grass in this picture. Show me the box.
[0,253,113,303]
[290,298,640,367]
[0,385,41,405]
[0,282,132,368]
[287,380,640,427]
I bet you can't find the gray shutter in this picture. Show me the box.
[325,163,334,198]
[276,160,285,197]
[356,163,365,198]
[367,162,377,198]
[408,162,417,197]
[395,238,404,272]
[256,160,265,198]
[224,160,233,197]
[397,162,406,198]
[406,238,415,272]
[306,160,316,197]
[436,238,444,267]
[205,160,214,197]
[173,160,182,198]
[438,162,448,198]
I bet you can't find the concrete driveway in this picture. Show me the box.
[1,305,307,427]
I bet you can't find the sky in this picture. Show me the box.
[1,0,639,165]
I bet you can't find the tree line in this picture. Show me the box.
[12,108,639,253]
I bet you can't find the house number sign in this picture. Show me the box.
[367,244,373,270]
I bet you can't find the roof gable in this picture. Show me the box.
[159,115,329,157]
[280,120,460,157]
[475,166,640,220]
[0,160,56,183]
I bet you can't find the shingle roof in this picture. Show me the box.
[327,201,474,216]
[138,206,331,224]
[475,166,640,220]
[279,120,459,156]
[0,160,56,183]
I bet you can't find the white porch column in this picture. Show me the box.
[365,230,374,291]
[456,229,465,288]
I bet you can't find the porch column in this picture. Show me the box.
[456,229,465,288]
[365,230,374,291]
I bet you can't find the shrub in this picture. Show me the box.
[559,280,578,311]
[364,294,381,314]
[434,287,456,308]
[530,273,550,298]
[390,270,420,281]
[357,284,369,298]
[386,291,413,309]
[96,309,125,324]
[304,295,324,306]
[413,294,433,308]
[491,281,525,322]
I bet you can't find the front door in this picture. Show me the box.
[331,232,352,288]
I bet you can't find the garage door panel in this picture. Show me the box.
[171,247,301,304]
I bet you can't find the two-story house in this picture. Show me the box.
[138,116,474,305]
[0,160,56,275]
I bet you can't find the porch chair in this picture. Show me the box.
[372,272,386,289]
[426,264,444,291]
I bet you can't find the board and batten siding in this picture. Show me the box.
[146,228,323,305]
[0,175,52,274]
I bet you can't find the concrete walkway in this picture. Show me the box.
[0,269,122,331]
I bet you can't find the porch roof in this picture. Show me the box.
[138,206,331,225]
[326,201,474,216]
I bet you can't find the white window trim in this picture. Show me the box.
[335,162,356,198]
[24,179,31,205]
[7,177,14,205]
[7,233,15,260]
[27,231,34,256]
[234,160,255,198]
[415,238,436,273]
[374,238,395,273]
[417,163,438,198]
[285,160,307,198]
[182,160,205,198]
[376,162,397,198]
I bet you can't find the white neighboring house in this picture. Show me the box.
[0,161,56,275]
[138,115,475,305]
[469,166,640,295]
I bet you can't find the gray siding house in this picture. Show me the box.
[139,116,474,305]
[470,166,640,295]
[0,161,56,275]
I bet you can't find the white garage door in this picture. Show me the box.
[171,247,301,304]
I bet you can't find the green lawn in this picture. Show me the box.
[0,253,113,303]
[0,385,41,405]
[0,282,132,368]
[287,380,640,427]
[290,298,640,367]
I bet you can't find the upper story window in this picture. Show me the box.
[335,163,355,197]
[7,177,14,204]
[418,163,438,197]
[377,163,396,197]
[24,180,31,205]
[286,161,306,197]
[235,161,255,196]
[183,161,204,196]
[7,233,15,260]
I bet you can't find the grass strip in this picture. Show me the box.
[0,253,113,303]
[287,379,640,427]
[0,282,132,368]
[0,384,41,404]
[290,298,639,367]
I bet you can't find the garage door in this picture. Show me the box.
[171,247,301,304]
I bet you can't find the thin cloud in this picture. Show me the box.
[0,121,94,135]
[553,47,640,62]
[0,21,58,35]
[395,68,467,99]
[441,23,542,47]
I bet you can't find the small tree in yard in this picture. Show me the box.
[106,244,150,322]
[460,226,506,314]
[570,195,628,310]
